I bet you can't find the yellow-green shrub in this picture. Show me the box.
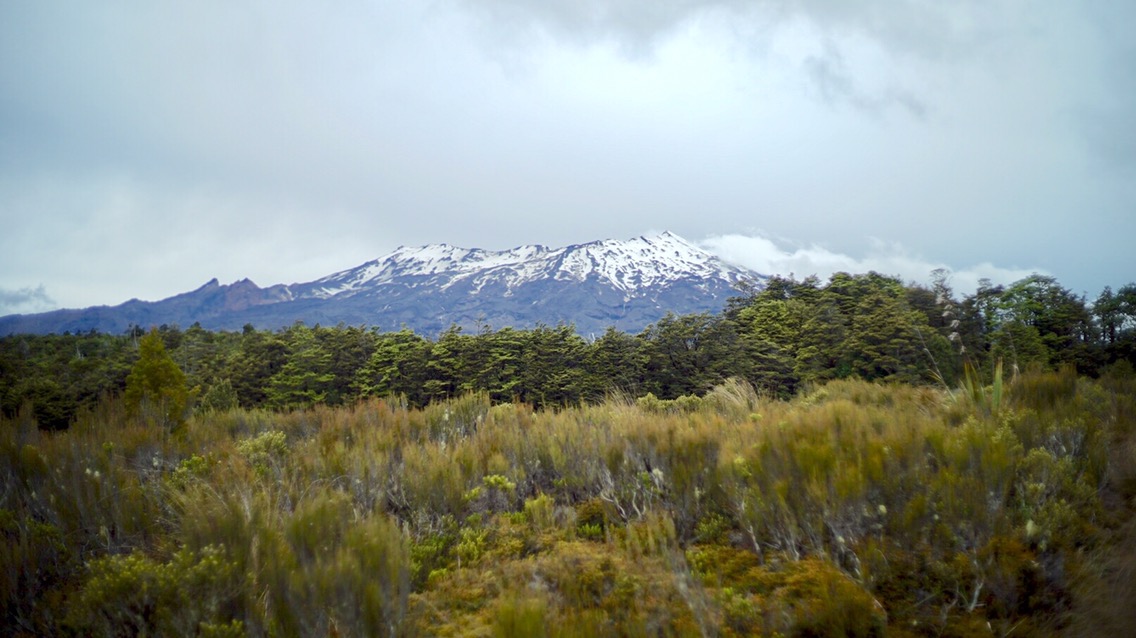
[67,545,242,638]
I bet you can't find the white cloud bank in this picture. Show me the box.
[699,233,1042,296]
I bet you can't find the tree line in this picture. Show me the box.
[3,271,1134,428]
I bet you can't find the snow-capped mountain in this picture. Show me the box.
[0,232,765,336]
[297,231,752,299]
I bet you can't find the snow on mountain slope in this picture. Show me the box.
[0,231,766,336]
[303,231,753,299]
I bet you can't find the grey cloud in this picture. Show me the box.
[460,0,1005,60]
[0,285,54,315]
[459,0,973,116]
[459,0,727,51]
[0,1,1130,312]
[1078,2,1136,168]
[1083,104,1136,168]
[803,45,927,118]
[803,46,853,103]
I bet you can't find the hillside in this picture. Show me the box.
[0,232,763,336]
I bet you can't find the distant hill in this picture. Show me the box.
[0,232,765,336]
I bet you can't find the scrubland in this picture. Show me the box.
[4,366,1135,637]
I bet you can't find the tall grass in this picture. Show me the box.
[2,370,1134,636]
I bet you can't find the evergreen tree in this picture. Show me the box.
[474,326,524,401]
[227,327,288,408]
[316,324,377,405]
[843,290,934,383]
[639,313,743,398]
[1096,283,1136,368]
[999,274,1096,370]
[1096,286,1123,346]
[266,323,336,410]
[731,279,811,395]
[520,324,587,406]
[356,328,433,407]
[124,328,191,431]
[424,326,474,402]
[583,327,646,400]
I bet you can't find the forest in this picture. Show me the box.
[2,270,1136,636]
[3,272,1134,427]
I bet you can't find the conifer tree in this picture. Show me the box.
[124,328,191,431]
[266,323,335,410]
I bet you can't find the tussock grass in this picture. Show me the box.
[2,371,1135,636]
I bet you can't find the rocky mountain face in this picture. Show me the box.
[0,232,765,336]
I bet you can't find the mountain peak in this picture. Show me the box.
[1,233,766,336]
[302,232,755,299]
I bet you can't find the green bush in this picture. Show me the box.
[1,510,73,635]
[67,545,242,638]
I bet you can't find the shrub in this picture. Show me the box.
[235,430,288,476]
[67,545,242,638]
[0,510,73,635]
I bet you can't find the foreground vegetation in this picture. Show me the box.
[4,365,1136,636]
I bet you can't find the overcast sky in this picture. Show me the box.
[2,1,1133,315]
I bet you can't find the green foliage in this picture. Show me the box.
[228,328,287,407]
[123,328,192,431]
[197,378,238,413]
[0,272,1131,631]
[639,312,751,398]
[356,328,432,406]
[584,326,646,399]
[168,454,211,489]
[731,272,956,393]
[635,391,706,414]
[1,331,136,429]
[576,498,609,541]
[265,323,336,410]
[265,497,410,637]
[691,554,887,638]
[3,272,1128,425]
[0,509,72,635]
[954,358,1006,415]
[523,494,556,530]
[67,545,243,638]
[2,335,1136,635]
[235,430,289,476]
